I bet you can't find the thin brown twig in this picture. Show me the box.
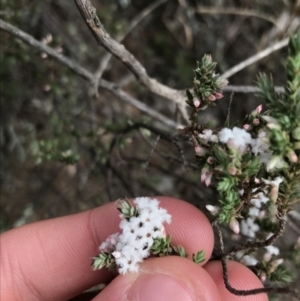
[145,135,161,174]
[75,0,190,125]
[223,85,285,93]
[220,37,289,79]
[195,6,281,30]
[0,18,179,128]
[74,0,185,104]
[94,0,168,81]
[213,220,300,299]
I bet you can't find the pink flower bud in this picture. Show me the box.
[270,186,279,203]
[207,156,215,164]
[255,104,263,114]
[193,98,201,108]
[214,92,224,99]
[112,251,122,258]
[287,150,298,163]
[253,118,260,126]
[229,219,240,234]
[227,165,238,175]
[195,146,206,156]
[205,172,212,187]
[201,168,212,187]
[108,235,117,245]
[208,94,216,101]
[243,124,252,131]
[259,210,266,219]
[260,272,267,282]
[160,225,167,237]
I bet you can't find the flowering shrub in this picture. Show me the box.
[184,32,300,288]
[92,197,205,274]
[92,32,300,297]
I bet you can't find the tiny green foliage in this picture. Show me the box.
[192,250,206,264]
[92,252,114,271]
[185,31,300,288]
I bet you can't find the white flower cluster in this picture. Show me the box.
[240,177,283,238]
[99,197,171,274]
[219,127,272,164]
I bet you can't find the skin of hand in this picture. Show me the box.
[0,197,268,301]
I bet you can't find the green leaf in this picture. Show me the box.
[186,89,194,101]
[192,250,206,264]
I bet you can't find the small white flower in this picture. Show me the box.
[262,177,283,203]
[250,191,270,208]
[112,251,122,258]
[206,205,220,215]
[265,245,280,256]
[239,189,245,196]
[241,217,260,238]
[264,245,280,262]
[249,207,260,217]
[99,233,120,252]
[262,177,283,187]
[242,255,258,266]
[219,127,252,153]
[199,129,218,143]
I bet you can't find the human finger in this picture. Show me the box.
[203,260,268,301]
[92,256,222,301]
[1,197,214,301]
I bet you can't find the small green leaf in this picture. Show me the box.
[192,250,206,264]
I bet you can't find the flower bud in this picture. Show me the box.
[243,124,252,131]
[206,205,220,215]
[255,104,263,114]
[216,78,229,89]
[260,272,267,282]
[208,94,216,101]
[195,146,206,156]
[227,164,238,175]
[112,251,122,258]
[253,118,260,126]
[286,149,298,163]
[229,219,240,234]
[193,98,201,108]
[215,92,224,99]
[201,167,212,187]
[207,156,215,164]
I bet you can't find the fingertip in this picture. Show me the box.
[93,256,222,301]
[156,197,214,264]
[203,260,269,301]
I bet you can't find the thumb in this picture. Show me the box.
[93,256,222,301]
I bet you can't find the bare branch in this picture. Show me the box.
[195,6,281,30]
[220,38,289,79]
[74,0,184,103]
[223,85,285,93]
[0,18,180,128]
[94,0,168,80]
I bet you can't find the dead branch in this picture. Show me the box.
[0,18,179,128]
[220,38,289,79]
[74,0,185,104]
[94,0,168,81]
[195,6,281,30]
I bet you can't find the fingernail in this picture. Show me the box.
[127,274,196,301]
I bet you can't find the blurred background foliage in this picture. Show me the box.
[1,0,300,296]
